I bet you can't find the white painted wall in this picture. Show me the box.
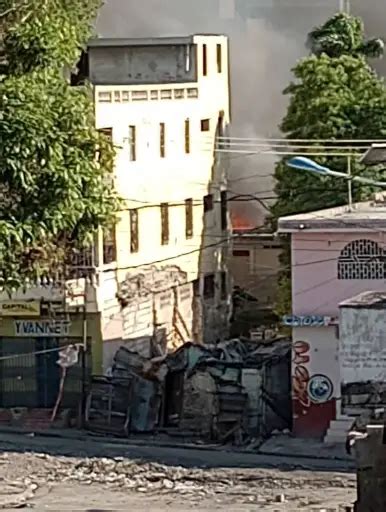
[94,35,231,350]
[340,306,386,384]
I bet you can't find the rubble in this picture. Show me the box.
[86,337,291,444]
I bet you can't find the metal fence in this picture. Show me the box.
[0,337,90,409]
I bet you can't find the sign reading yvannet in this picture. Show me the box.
[1,301,40,317]
[14,320,71,337]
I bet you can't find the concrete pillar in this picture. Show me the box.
[354,424,386,512]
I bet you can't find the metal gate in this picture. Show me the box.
[0,337,89,409]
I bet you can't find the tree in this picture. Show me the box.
[0,0,119,289]
[270,13,386,317]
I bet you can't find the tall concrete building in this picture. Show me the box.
[0,35,232,410]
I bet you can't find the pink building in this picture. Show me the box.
[278,199,386,438]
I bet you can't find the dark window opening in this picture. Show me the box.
[220,271,227,300]
[193,279,200,296]
[161,203,169,245]
[160,122,166,158]
[129,125,136,161]
[185,119,190,154]
[103,225,117,265]
[203,274,215,299]
[130,209,139,253]
[233,250,250,257]
[220,191,227,230]
[203,194,214,213]
[201,119,210,132]
[202,44,208,76]
[185,199,193,239]
[217,44,222,73]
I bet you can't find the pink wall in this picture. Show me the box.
[292,232,386,316]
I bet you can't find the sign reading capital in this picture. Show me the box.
[1,301,40,317]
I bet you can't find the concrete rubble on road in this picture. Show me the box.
[0,448,356,511]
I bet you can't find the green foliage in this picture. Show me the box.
[271,13,386,314]
[0,0,120,288]
[309,13,384,59]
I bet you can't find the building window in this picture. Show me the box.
[338,239,386,280]
[128,125,136,161]
[217,44,222,73]
[103,225,117,265]
[97,127,113,163]
[160,203,169,245]
[160,122,166,158]
[203,194,214,213]
[130,209,139,253]
[233,250,250,257]
[203,274,215,299]
[202,44,208,76]
[201,119,210,132]
[220,191,227,230]
[220,271,227,300]
[185,119,190,154]
[185,199,193,239]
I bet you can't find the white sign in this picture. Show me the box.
[57,345,79,368]
[15,320,71,337]
[282,315,333,327]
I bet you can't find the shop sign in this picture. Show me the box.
[1,301,40,317]
[282,315,333,327]
[14,320,71,337]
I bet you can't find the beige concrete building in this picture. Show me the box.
[0,35,232,403]
[89,35,232,370]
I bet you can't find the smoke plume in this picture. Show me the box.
[97,0,384,227]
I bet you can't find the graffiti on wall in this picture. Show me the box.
[292,341,311,416]
[293,341,335,419]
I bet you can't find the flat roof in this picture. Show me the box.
[361,143,386,165]
[278,200,386,232]
[88,34,225,48]
[340,291,386,309]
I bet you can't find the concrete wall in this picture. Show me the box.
[292,232,386,316]
[340,306,386,385]
[89,44,197,85]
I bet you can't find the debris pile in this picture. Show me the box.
[86,338,291,443]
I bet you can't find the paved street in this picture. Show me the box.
[0,432,355,511]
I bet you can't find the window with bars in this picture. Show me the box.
[102,225,117,265]
[128,125,136,161]
[160,122,166,158]
[160,203,169,245]
[185,199,193,239]
[130,209,139,253]
[337,239,386,280]
[185,119,190,154]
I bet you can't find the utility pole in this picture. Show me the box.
[339,0,350,13]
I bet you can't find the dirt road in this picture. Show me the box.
[0,431,356,511]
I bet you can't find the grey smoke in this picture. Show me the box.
[97,0,385,226]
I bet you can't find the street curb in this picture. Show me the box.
[0,426,354,466]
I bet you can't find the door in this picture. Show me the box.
[35,338,60,408]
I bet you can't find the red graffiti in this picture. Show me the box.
[292,341,311,414]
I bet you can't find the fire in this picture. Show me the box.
[231,212,253,231]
